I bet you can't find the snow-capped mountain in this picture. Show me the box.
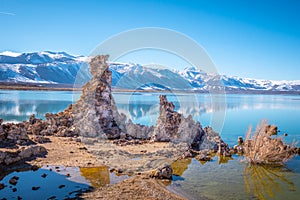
[0,51,89,84]
[179,66,300,92]
[0,51,299,93]
[109,63,192,90]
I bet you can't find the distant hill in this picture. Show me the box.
[1,51,300,93]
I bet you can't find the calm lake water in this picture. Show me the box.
[1,90,300,199]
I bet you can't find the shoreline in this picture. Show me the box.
[1,83,300,94]
[0,135,187,200]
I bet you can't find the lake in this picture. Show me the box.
[1,90,300,199]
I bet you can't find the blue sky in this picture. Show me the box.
[0,0,299,80]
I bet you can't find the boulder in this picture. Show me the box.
[0,146,47,165]
[150,163,173,179]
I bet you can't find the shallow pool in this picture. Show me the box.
[0,165,128,200]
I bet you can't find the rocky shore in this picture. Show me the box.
[2,55,298,199]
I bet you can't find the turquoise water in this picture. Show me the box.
[0,90,81,122]
[114,92,300,145]
[1,90,300,199]
[1,90,300,145]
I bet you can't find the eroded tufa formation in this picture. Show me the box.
[72,55,121,139]
[150,95,216,151]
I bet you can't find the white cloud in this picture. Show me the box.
[0,11,16,16]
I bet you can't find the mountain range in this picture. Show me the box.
[1,51,299,93]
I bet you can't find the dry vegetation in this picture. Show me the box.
[243,120,296,165]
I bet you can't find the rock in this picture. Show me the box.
[0,151,5,164]
[0,122,32,147]
[79,147,88,151]
[72,55,121,139]
[32,186,40,191]
[216,138,231,156]
[58,185,65,189]
[18,146,47,160]
[234,145,244,154]
[238,136,244,145]
[161,164,173,179]
[151,163,173,179]
[0,183,5,190]
[41,173,47,178]
[196,152,212,162]
[120,132,126,139]
[32,135,50,144]
[125,119,153,140]
[31,165,39,171]
[150,95,204,150]
[199,127,220,151]
[1,146,47,165]
[181,150,193,158]
[9,176,19,185]
[151,95,182,142]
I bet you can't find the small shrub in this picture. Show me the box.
[244,120,296,165]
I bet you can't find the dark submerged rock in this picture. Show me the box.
[9,176,19,185]
[0,183,5,190]
[32,186,40,191]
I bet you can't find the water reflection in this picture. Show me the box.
[0,100,72,121]
[0,165,129,199]
[0,165,91,199]
[113,93,300,127]
[80,166,110,187]
[1,91,300,126]
[217,155,233,164]
[171,158,192,176]
[244,164,295,200]
[169,156,300,200]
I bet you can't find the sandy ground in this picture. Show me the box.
[24,136,187,200]
[82,175,185,200]
[28,136,103,167]
[85,140,189,175]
